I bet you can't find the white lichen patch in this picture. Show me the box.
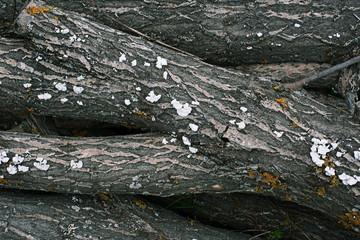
[171,99,192,117]
[294,23,301,28]
[354,151,360,160]
[144,62,150,67]
[182,136,191,146]
[189,123,199,132]
[12,154,24,165]
[191,101,200,105]
[129,176,142,189]
[18,165,29,172]
[162,138,168,144]
[131,60,137,66]
[119,53,126,63]
[236,121,246,130]
[23,83,32,88]
[73,86,84,94]
[7,165,17,175]
[136,87,142,91]
[257,32,263,37]
[146,91,161,103]
[34,157,50,171]
[60,98,68,104]
[273,131,284,138]
[124,99,131,105]
[77,75,85,81]
[70,160,83,169]
[170,138,177,143]
[156,56,167,69]
[77,101,83,106]
[54,82,67,91]
[336,151,345,158]
[229,120,236,125]
[0,150,9,163]
[38,93,52,100]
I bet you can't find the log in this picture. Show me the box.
[0,189,251,239]
[0,0,360,238]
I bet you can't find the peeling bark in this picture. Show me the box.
[0,0,360,239]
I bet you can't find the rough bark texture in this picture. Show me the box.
[0,0,360,239]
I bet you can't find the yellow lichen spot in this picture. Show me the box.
[285,194,293,201]
[190,219,195,226]
[134,199,146,210]
[174,179,179,184]
[54,16,59,21]
[273,86,280,91]
[317,186,326,197]
[330,176,339,188]
[248,169,257,179]
[27,107,37,114]
[260,172,287,190]
[290,121,299,127]
[135,109,152,120]
[0,177,8,184]
[339,212,360,227]
[24,6,52,15]
[254,186,263,192]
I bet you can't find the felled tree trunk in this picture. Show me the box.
[0,0,360,239]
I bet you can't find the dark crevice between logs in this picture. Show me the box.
[145,193,359,240]
[0,113,146,137]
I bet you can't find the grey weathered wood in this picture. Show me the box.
[0,0,360,238]
[0,189,251,240]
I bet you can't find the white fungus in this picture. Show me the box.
[240,107,248,112]
[191,101,200,105]
[229,120,236,125]
[18,165,29,172]
[144,62,150,67]
[73,86,84,94]
[156,56,167,69]
[324,166,335,176]
[119,54,126,62]
[136,87,142,91]
[77,101,83,106]
[0,151,9,163]
[247,46,253,50]
[12,154,24,165]
[171,99,192,117]
[7,165,17,175]
[339,173,357,186]
[124,99,131,105]
[189,147,198,153]
[294,23,301,28]
[69,35,77,43]
[77,75,85,81]
[163,71,168,80]
[61,28,70,34]
[162,138,168,144]
[182,136,191,146]
[34,157,50,171]
[60,98,68,104]
[170,138,177,143]
[189,123,199,132]
[35,56,42,62]
[131,60,137,66]
[257,32,263,37]
[70,160,83,169]
[23,83,32,88]
[38,93,52,100]
[55,82,67,91]
[354,151,360,160]
[273,131,284,138]
[146,91,161,103]
[236,121,246,130]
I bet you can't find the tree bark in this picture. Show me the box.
[0,0,360,239]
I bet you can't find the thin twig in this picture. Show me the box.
[284,55,360,89]
[86,0,201,60]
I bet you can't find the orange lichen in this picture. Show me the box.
[190,219,195,226]
[135,109,152,120]
[248,169,257,179]
[0,177,8,184]
[134,199,146,210]
[290,121,299,127]
[329,176,339,187]
[173,179,179,184]
[285,194,293,201]
[260,172,287,190]
[254,186,263,192]
[53,16,59,21]
[339,212,360,227]
[273,86,280,91]
[317,186,325,197]
[275,98,288,108]
[24,6,53,15]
